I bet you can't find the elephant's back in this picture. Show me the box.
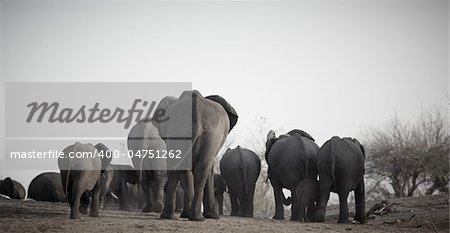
[1,178,25,199]
[267,137,307,187]
[220,147,261,179]
[28,172,65,202]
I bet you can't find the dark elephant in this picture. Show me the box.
[128,118,167,213]
[315,136,366,224]
[214,174,226,215]
[0,177,25,199]
[58,142,111,219]
[106,164,139,210]
[160,91,238,221]
[265,129,319,220]
[28,172,65,202]
[220,146,261,217]
[295,177,319,222]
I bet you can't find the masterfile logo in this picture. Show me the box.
[5,82,191,138]
[4,82,192,170]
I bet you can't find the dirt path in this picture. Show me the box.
[0,194,447,233]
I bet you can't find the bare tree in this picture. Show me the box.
[363,110,449,198]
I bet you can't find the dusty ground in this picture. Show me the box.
[0,194,448,233]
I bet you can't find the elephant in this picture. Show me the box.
[214,174,226,215]
[220,146,261,217]
[58,142,112,219]
[160,90,238,221]
[315,136,366,224]
[0,177,26,199]
[295,177,319,222]
[265,129,319,220]
[128,118,167,213]
[28,172,65,202]
[104,164,139,210]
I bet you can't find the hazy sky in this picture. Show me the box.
[1,0,448,189]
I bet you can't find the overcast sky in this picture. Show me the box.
[1,0,448,189]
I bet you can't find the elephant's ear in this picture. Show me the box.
[95,143,112,173]
[123,169,139,185]
[0,177,14,198]
[205,95,238,132]
[265,130,277,161]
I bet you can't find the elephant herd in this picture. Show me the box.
[2,90,366,224]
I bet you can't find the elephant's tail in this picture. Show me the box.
[237,146,249,196]
[330,137,339,183]
[64,161,72,200]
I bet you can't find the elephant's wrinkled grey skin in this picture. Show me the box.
[58,142,111,219]
[0,177,26,199]
[128,119,167,213]
[152,96,178,133]
[295,178,319,222]
[265,129,319,221]
[220,146,261,217]
[28,172,66,202]
[315,136,366,224]
[160,90,238,221]
[214,174,226,215]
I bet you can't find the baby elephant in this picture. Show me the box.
[295,178,319,222]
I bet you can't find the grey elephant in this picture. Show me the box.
[58,142,112,219]
[220,146,261,217]
[214,174,226,215]
[160,91,238,221]
[315,136,366,224]
[128,118,167,213]
[28,172,65,202]
[0,177,25,199]
[99,165,114,209]
[265,129,319,220]
[295,177,319,222]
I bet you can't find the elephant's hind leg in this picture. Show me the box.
[160,171,179,220]
[337,191,351,223]
[228,188,240,216]
[70,186,82,219]
[203,169,219,219]
[89,180,101,217]
[189,149,215,221]
[290,189,299,221]
[180,171,193,218]
[354,180,366,224]
[270,180,284,220]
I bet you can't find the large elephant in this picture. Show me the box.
[315,136,366,224]
[58,142,111,219]
[128,119,167,213]
[28,172,65,202]
[265,129,319,220]
[0,177,25,199]
[220,146,261,217]
[160,90,238,221]
[214,174,226,215]
[295,177,319,222]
